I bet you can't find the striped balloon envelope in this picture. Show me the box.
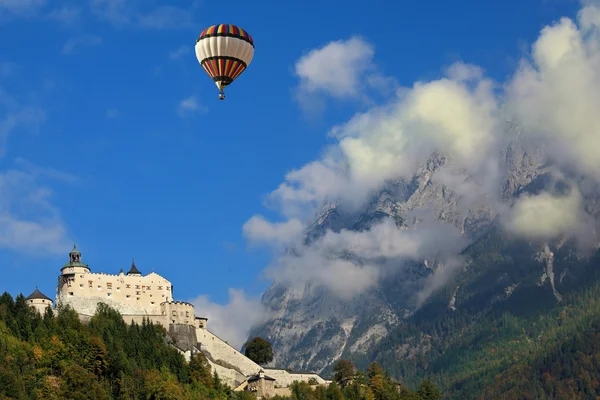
[195,24,255,100]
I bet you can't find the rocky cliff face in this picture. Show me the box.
[247,119,575,375]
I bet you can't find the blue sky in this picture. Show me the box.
[0,0,586,345]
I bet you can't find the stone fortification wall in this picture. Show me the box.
[161,301,195,325]
[262,369,329,387]
[196,328,262,377]
[206,358,247,388]
[168,323,197,352]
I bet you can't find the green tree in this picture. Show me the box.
[244,336,274,365]
[333,359,356,388]
[417,379,442,400]
[188,352,213,388]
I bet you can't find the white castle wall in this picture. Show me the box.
[162,301,195,325]
[262,369,329,387]
[207,358,247,388]
[196,328,262,377]
[57,270,173,315]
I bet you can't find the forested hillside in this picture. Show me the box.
[0,293,437,400]
[364,231,600,400]
[0,293,248,400]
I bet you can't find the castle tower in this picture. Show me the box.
[57,244,91,296]
[127,259,141,276]
[26,287,53,315]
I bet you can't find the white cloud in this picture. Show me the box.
[0,87,45,158]
[247,2,600,305]
[504,189,584,240]
[47,5,81,24]
[293,36,397,114]
[505,8,600,181]
[106,108,119,118]
[243,215,304,248]
[177,96,206,117]
[0,0,45,14]
[91,0,196,30]
[262,217,467,299]
[62,35,102,54]
[295,37,376,98]
[272,61,499,218]
[0,83,72,256]
[14,157,79,184]
[169,45,189,61]
[0,167,72,255]
[137,6,194,30]
[190,289,271,350]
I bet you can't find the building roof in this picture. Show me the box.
[127,259,141,275]
[70,243,80,255]
[247,373,276,382]
[26,287,52,302]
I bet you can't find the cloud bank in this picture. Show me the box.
[244,2,600,306]
[190,289,271,350]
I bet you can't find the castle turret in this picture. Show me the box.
[26,287,53,315]
[127,259,142,276]
[57,244,90,297]
[60,244,91,275]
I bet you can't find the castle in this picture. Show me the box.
[25,245,330,399]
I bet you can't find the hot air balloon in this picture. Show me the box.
[195,24,255,100]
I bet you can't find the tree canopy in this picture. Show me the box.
[244,336,274,365]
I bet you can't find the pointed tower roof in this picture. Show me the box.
[127,258,141,275]
[26,287,52,302]
[62,243,88,270]
[70,243,80,254]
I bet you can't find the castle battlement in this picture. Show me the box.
[162,300,194,307]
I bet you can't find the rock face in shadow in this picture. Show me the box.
[169,324,198,352]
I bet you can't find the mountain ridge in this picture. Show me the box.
[247,117,600,396]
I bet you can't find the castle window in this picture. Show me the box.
[126,284,131,289]
[126,295,130,298]
[107,283,112,290]
[136,297,140,300]
[79,284,83,288]
[135,291,140,295]
[166,286,170,290]
[186,312,189,317]
[147,286,151,290]
[158,286,163,290]
[107,293,111,297]
[88,281,93,287]
[135,285,140,289]
[151,301,155,305]
[172,311,177,316]
[69,292,73,296]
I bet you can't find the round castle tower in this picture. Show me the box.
[57,244,90,296]
[26,287,53,315]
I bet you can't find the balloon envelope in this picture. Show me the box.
[195,24,255,96]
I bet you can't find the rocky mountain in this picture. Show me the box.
[247,119,600,397]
